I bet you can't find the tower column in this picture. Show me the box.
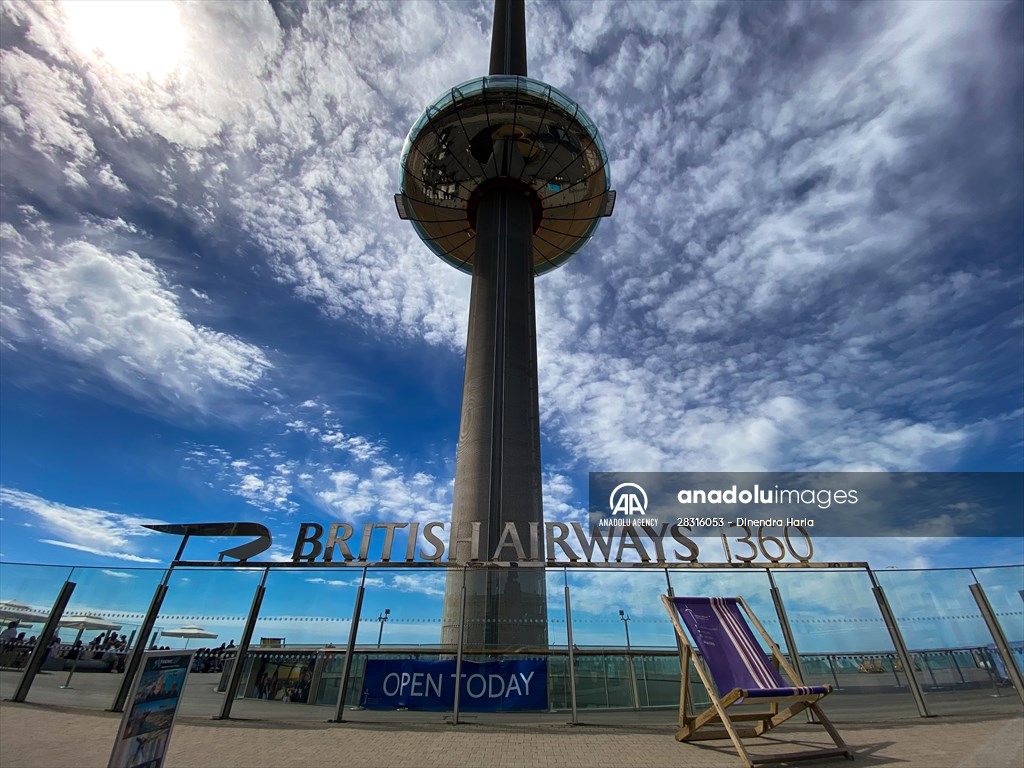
[442,183,547,649]
[397,0,613,655]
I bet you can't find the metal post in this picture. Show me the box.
[827,655,840,688]
[563,569,578,725]
[867,567,931,716]
[452,567,468,725]
[59,627,87,689]
[331,567,367,722]
[970,581,1024,703]
[640,655,650,707]
[766,569,814,722]
[619,610,640,710]
[111,535,189,712]
[110,582,168,711]
[978,649,1001,694]
[376,609,390,648]
[921,653,937,686]
[947,651,965,685]
[602,657,610,707]
[216,567,269,720]
[11,579,76,702]
[307,652,327,706]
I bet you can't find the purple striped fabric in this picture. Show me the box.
[672,596,789,695]
[741,686,830,698]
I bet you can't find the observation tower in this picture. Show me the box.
[396,0,614,649]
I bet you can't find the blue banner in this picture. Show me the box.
[360,659,547,711]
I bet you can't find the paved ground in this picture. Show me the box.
[1,699,1022,768]
[1,670,1022,767]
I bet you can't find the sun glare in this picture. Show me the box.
[62,0,185,81]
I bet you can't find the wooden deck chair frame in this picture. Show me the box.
[661,595,853,768]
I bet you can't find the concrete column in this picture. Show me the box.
[441,183,547,649]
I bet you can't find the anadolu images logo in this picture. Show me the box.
[609,482,648,516]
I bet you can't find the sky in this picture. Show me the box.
[0,1,1022,646]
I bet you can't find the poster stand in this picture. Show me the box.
[108,649,195,768]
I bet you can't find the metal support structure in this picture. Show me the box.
[11,579,76,703]
[766,569,814,722]
[111,582,168,711]
[112,535,189,712]
[308,652,327,706]
[452,567,468,725]
[376,608,390,648]
[640,655,650,706]
[970,580,1024,703]
[563,570,578,724]
[331,567,367,723]
[59,627,88,689]
[216,567,269,720]
[949,650,966,685]
[619,610,640,710]
[827,656,841,688]
[867,567,931,717]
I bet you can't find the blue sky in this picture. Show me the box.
[1,0,1022,640]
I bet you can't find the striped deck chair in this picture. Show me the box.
[662,595,852,768]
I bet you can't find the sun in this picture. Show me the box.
[61,0,186,81]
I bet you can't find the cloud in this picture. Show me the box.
[1,218,272,414]
[1,0,1020,574]
[316,466,451,524]
[0,488,162,563]
[305,576,386,589]
[100,569,137,579]
[390,573,445,598]
[525,1,1020,473]
[38,539,159,564]
[186,401,453,530]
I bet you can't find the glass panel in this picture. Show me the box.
[4,561,1019,723]
[225,568,358,721]
[0,562,75,699]
[973,565,1024,675]
[146,567,265,718]
[20,565,165,710]
[772,568,921,718]
[879,567,1024,715]
[313,567,454,723]
[563,568,671,709]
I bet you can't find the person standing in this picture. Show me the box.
[0,622,19,644]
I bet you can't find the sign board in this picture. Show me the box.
[109,650,193,768]
[361,658,546,711]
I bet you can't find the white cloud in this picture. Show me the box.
[1,0,1019,558]
[1,220,272,413]
[316,465,451,525]
[38,539,159,564]
[524,0,1015,473]
[0,488,161,563]
[100,569,136,579]
[305,576,386,589]
[390,573,445,598]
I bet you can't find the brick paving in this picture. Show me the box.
[0,701,1021,768]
